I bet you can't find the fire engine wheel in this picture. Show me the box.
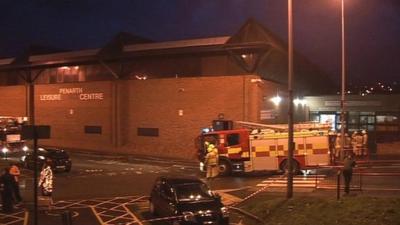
[280,159,300,175]
[218,160,232,176]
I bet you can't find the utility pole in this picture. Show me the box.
[287,0,294,199]
[340,0,346,160]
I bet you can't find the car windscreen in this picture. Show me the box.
[175,183,214,202]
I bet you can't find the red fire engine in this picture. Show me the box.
[197,120,332,175]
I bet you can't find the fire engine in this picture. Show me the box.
[197,120,332,175]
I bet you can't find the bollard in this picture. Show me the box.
[61,210,73,225]
[336,169,341,200]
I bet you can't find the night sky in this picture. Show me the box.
[0,0,399,85]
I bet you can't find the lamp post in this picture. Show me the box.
[340,0,346,160]
[287,0,294,199]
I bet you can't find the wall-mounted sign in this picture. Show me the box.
[260,109,277,120]
[59,88,83,94]
[79,93,104,100]
[39,87,104,101]
[40,94,61,101]
[324,100,381,107]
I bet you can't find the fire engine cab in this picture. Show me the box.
[197,120,332,175]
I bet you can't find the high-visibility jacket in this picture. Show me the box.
[38,166,53,193]
[9,165,20,182]
[362,134,368,146]
[205,148,219,166]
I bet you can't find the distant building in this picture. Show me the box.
[0,19,333,159]
[305,94,400,154]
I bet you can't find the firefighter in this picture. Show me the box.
[361,130,368,157]
[354,131,363,157]
[335,133,342,159]
[1,167,15,213]
[344,133,352,157]
[38,158,54,197]
[9,163,22,203]
[328,131,337,164]
[204,143,219,180]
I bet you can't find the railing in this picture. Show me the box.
[313,164,400,199]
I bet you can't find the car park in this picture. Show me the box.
[149,176,229,225]
[20,147,72,172]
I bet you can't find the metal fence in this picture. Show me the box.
[312,164,400,199]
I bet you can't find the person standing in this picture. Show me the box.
[342,154,356,195]
[344,133,352,157]
[0,167,15,213]
[204,143,219,180]
[354,131,364,157]
[38,159,53,197]
[9,163,22,203]
[328,131,337,164]
[361,130,368,157]
[335,133,342,160]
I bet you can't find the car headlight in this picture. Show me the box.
[221,207,229,217]
[182,211,195,222]
[2,147,9,154]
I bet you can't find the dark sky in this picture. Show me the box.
[0,0,399,85]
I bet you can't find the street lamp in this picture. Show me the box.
[340,0,346,160]
[287,0,294,199]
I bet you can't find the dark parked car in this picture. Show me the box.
[149,176,229,225]
[20,147,72,172]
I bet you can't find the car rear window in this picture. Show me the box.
[48,150,69,159]
[175,183,213,202]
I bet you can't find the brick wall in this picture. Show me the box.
[0,85,26,116]
[120,75,280,159]
[0,75,283,159]
[35,82,114,151]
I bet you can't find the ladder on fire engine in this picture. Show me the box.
[235,121,331,132]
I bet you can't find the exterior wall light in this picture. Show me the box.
[293,98,307,106]
[270,95,282,106]
[135,75,148,80]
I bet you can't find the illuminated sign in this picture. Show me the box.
[79,93,104,100]
[39,94,61,101]
[39,87,104,101]
[59,88,83,94]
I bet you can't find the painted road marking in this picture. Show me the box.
[2,196,148,225]
[0,209,25,225]
[257,175,326,188]
[89,196,146,225]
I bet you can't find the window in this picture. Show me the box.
[376,113,399,132]
[226,133,240,146]
[49,66,81,83]
[137,128,159,137]
[84,126,102,134]
[376,115,398,124]
[309,112,320,122]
